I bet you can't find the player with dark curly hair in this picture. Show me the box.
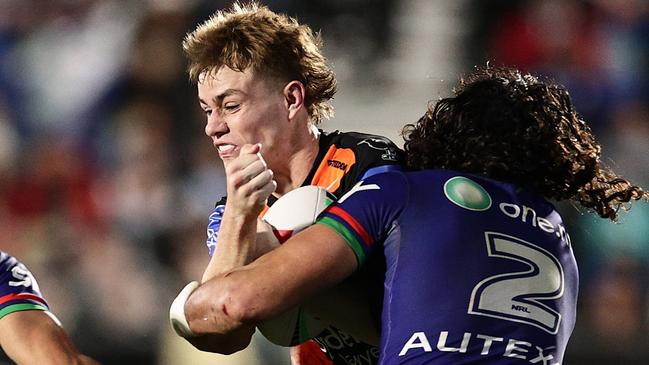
[403,68,647,220]
[402,66,646,221]
[174,66,647,364]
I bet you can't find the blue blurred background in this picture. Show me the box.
[0,0,648,364]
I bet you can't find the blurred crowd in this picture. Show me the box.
[0,0,395,364]
[0,0,647,364]
[0,1,209,363]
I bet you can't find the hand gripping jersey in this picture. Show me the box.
[207,130,404,365]
[0,251,49,320]
[317,170,578,365]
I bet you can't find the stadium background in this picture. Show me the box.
[0,0,648,364]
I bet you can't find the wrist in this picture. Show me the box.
[221,210,261,237]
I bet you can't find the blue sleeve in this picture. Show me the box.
[0,252,49,319]
[206,204,226,257]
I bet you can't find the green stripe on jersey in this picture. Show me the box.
[0,303,48,320]
[317,217,366,265]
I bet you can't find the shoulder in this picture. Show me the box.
[321,130,401,158]
[339,171,411,210]
[307,130,404,196]
[320,130,404,178]
[0,252,48,319]
[360,169,409,188]
[0,251,19,272]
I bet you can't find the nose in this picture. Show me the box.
[205,114,228,138]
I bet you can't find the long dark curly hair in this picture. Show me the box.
[402,66,648,221]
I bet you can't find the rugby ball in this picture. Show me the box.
[262,185,335,243]
[257,185,334,346]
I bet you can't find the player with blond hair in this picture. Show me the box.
[175,2,403,364]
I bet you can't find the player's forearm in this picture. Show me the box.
[201,211,259,282]
[183,225,358,349]
[202,143,275,282]
[189,231,355,333]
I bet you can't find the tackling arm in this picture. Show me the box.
[0,310,100,365]
[184,224,358,340]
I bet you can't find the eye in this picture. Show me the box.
[224,102,240,111]
[203,109,213,117]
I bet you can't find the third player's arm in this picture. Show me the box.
[0,311,100,365]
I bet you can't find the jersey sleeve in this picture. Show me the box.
[0,252,49,320]
[316,171,409,266]
[337,133,404,194]
[306,131,404,200]
[206,196,227,257]
[352,134,403,174]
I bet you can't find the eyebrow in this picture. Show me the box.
[199,89,245,106]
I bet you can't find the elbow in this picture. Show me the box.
[215,280,265,325]
[182,279,258,355]
[185,279,262,334]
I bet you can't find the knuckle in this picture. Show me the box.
[228,172,247,187]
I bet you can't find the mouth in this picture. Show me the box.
[216,143,237,157]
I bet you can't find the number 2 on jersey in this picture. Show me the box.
[468,232,564,334]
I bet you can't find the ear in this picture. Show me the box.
[283,81,306,119]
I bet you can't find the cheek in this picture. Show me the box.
[251,107,285,137]
[228,114,270,143]
[232,103,286,144]
[253,125,281,147]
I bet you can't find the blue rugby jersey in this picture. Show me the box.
[0,251,49,319]
[317,170,578,365]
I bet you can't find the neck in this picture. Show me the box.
[272,125,320,196]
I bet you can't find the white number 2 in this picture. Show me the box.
[468,232,564,334]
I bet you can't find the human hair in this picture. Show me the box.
[182,1,337,124]
[402,66,648,221]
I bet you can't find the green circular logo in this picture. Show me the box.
[444,176,492,211]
